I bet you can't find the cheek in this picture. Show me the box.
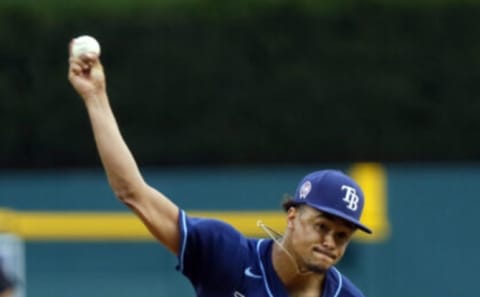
[334,243,349,258]
[292,228,320,248]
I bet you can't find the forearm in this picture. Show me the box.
[69,48,181,253]
[84,93,145,198]
[84,93,181,252]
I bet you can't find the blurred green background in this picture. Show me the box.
[1,0,480,296]
[2,0,480,167]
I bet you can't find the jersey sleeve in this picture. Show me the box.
[331,267,366,297]
[176,210,249,292]
[341,275,366,297]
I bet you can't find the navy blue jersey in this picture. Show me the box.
[176,210,365,297]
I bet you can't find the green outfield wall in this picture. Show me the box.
[0,164,478,297]
[2,3,480,168]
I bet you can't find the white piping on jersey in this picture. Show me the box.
[256,238,344,297]
[244,266,262,279]
[257,220,304,275]
[178,213,343,297]
[256,239,275,297]
[331,266,343,297]
[179,210,188,272]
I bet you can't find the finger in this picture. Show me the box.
[81,53,101,68]
[69,56,91,71]
[75,54,101,72]
[69,63,83,76]
[76,52,99,62]
[85,52,99,60]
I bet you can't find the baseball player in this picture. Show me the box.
[68,45,372,297]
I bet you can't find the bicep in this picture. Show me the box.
[125,183,181,254]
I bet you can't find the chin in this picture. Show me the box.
[305,262,331,274]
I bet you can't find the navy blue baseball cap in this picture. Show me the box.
[293,170,372,234]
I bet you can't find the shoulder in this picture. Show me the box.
[181,211,248,246]
[328,267,366,297]
[178,210,258,268]
[177,211,260,292]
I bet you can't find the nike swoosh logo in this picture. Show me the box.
[244,266,262,279]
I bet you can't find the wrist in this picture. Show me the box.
[84,92,110,109]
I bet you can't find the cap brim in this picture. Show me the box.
[305,202,373,234]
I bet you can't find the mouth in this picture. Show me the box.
[312,247,336,261]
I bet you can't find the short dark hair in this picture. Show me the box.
[281,196,301,212]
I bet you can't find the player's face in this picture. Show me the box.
[289,207,355,274]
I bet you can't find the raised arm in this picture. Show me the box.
[67,42,180,254]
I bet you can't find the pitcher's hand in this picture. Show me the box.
[68,40,106,102]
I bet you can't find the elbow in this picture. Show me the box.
[111,180,144,205]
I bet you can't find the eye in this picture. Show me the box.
[314,223,329,233]
[335,232,349,243]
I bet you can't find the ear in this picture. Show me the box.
[286,207,297,230]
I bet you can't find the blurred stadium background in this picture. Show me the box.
[1,0,480,296]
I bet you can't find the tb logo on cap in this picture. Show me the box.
[299,181,312,199]
[341,185,359,211]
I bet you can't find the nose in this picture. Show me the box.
[321,232,336,250]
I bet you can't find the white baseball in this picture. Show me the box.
[71,35,101,58]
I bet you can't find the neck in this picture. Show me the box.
[271,240,326,296]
